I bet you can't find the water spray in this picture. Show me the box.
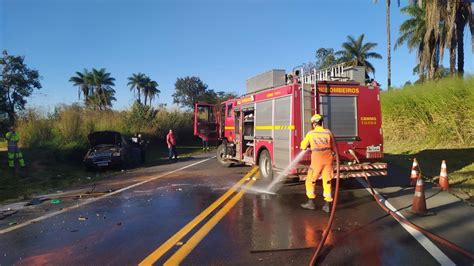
[265,150,308,193]
[240,150,307,195]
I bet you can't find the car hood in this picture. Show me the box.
[88,131,122,147]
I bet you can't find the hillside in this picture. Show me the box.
[381,76,474,200]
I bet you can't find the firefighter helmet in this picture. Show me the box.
[311,114,323,123]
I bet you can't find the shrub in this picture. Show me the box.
[11,103,196,149]
[17,109,53,147]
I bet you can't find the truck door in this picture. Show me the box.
[194,103,218,141]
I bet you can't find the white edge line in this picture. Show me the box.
[0,156,216,235]
[356,178,455,266]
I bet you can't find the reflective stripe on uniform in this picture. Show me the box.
[311,147,331,152]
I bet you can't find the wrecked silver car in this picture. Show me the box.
[83,131,141,169]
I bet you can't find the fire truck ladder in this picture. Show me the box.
[301,62,352,84]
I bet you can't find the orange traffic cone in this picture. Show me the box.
[438,160,449,191]
[412,178,427,214]
[410,158,420,186]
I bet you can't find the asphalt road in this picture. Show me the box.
[0,154,470,265]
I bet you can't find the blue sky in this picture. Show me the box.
[1,0,473,111]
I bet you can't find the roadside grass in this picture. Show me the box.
[382,77,474,202]
[0,143,205,203]
[384,143,474,201]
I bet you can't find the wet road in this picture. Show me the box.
[0,155,469,265]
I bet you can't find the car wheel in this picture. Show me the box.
[258,149,273,180]
[217,144,233,167]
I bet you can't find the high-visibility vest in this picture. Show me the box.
[300,126,334,163]
[301,127,332,150]
[5,131,19,149]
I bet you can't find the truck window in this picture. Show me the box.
[227,103,233,117]
[320,95,357,138]
[234,111,240,134]
[197,106,215,123]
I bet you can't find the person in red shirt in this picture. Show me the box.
[166,129,178,161]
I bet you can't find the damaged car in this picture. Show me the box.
[83,131,142,169]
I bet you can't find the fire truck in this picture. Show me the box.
[194,63,387,180]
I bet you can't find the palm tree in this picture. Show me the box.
[90,68,116,110]
[127,73,147,104]
[453,0,472,75]
[336,34,382,79]
[144,79,160,106]
[395,4,426,79]
[374,0,400,89]
[69,69,92,101]
[415,0,471,79]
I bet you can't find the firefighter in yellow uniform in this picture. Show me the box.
[300,114,335,213]
[5,126,25,168]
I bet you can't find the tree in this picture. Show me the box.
[90,68,116,110]
[0,50,41,124]
[315,48,337,69]
[408,0,471,79]
[143,77,160,106]
[336,34,382,78]
[373,0,400,88]
[127,73,147,104]
[215,91,238,104]
[69,69,92,101]
[395,4,426,79]
[173,76,213,110]
[453,0,472,75]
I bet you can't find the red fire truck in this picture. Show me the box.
[194,64,387,180]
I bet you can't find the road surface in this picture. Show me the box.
[0,154,472,265]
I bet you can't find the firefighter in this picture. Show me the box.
[5,126,26,168]
[300,114,335,213]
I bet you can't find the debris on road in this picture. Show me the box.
[176,242,183,246]
[50,199,62,204]
[78,216,88,221]
[8,222,17,226]
[116,222,122,226]
[0,209,18,220]
[25,197,50,206]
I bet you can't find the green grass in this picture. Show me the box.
[382,76,474,201]
[382,76,474,148]
[0,144,204,202]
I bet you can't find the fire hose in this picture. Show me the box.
[309,134,341,265]
[361,173,474,262]
[308,146,474,264]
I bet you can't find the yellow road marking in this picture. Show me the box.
[139,167,259,266]
[164,176,258,265]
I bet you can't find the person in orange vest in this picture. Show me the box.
[5,126,26,168]
[300,114,336,213]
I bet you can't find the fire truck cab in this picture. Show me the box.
[194,64,387,180]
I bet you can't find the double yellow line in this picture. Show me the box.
[139,167,259,266]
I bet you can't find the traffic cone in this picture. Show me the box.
[412,178,427,214]
[410,158,420,186]
[438,160,449,191]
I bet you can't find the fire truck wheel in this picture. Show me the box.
[259,149,273,180]
[217,144,233,167]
